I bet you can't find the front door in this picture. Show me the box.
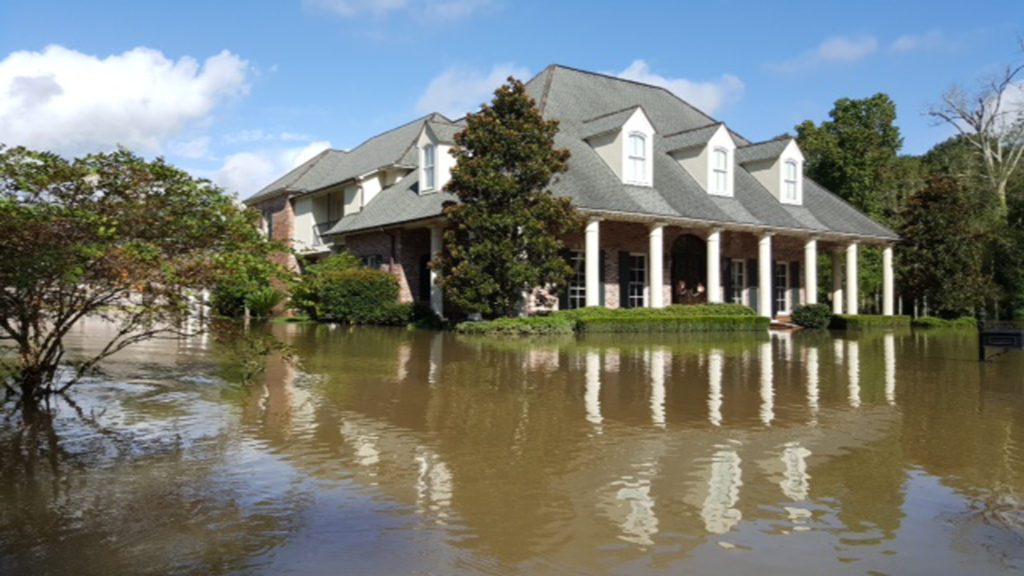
[671,234,707,304]
[774,262,790,316]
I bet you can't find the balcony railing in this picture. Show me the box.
[312,220,339,248]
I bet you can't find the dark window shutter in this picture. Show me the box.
[558,249,571,310]
[772,260,779,317]
[619,251,630,308]
[722,258,733,304]
[599,250,607,307]
[791,260,801,309]
[748,258,758,314]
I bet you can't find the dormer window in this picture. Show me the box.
[627,133,647,184]
[783,159,799,203]
[422,144,436,190]
[711,147,729,195]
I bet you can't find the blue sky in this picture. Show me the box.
[1,0,1021,197]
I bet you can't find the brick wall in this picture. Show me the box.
[250,195,299,272]
[344,228,432,304]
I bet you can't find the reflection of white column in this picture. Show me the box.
[831,248,844,315]
[649,349,666,428]
[430,226,444,317]
[758,234,773,318]
[833,338,844,366]
[428,332,442,386]
[585,351,603,428]
[585,219,601,307]
[806,346,820,422]
[882,245,894,316]
[780,441,812,501]
[702,448,743,534]
[649,224,665,308]
[884,333,896,406]
[708,349,724,427]
[847,339,861,408]
[707,228,722,303]
[759,341,774,426]
[804,238,818,305]
[613,461,659,546]
[416,448,453,522]
[846,243,859,315]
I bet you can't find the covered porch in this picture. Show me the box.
[550,216,895,320]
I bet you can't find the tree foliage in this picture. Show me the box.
[0,146,287,407]
[434,77,580,319]
[897,176,992,318]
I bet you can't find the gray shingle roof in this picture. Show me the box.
[268,64,897,241]
[243,113,456,204]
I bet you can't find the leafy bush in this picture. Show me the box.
[560,303,755,320]
[456,315,577,335]
[244,287,286,318]
[911,315,977,330]
[576,315,769,333]
[317,268,400,324]
[830,314,911,330]
[792,304,833,329]
[290,252,363,319]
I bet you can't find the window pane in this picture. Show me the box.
[714,149,726,170]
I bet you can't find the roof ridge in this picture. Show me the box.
[736,136,794,149]
[661,122,723,139]
[345,112,441,152]
[581,104,642,124]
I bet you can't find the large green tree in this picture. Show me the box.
[897,176,992,318]
[0,146,286,408]
[434,77,579,319]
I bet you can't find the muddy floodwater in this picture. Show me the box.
[1,321,1023,575]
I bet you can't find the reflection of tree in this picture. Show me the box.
[0,398,300,576]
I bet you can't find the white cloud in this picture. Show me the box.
[616,60,744,115]
[890,30,949,53]
[768,36,879,73]
[171,136,212,159]
[0,44,250,155]
[214,140,331,197]
[223,129,312,144]
[305,0,490,20]
[415,63,530,118]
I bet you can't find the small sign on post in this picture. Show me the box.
[978,310,1024,361]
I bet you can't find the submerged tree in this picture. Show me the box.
[0,146,286,408]
[434,77,579,318]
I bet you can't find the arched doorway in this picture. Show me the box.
[671,234,707,304]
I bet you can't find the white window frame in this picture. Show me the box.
[782,159,799,203]
[567,251,587,310]
[710,146,732,196]
[627,253,647,309]
[774,261,791,313]
[626,132,649,186]
[422,144,436,191]
[730,259,746,305]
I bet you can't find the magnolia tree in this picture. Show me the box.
[0,146,287,409]
[434,77,580,319]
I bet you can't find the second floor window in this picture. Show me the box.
[423,144,436,190]
[783,159,799,202]
[712,147,729,194]
[627,133,647,183]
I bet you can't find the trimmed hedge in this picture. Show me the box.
[911,316,978,330]
[456,315,576,335]
[318,269,400,324]
[456,304,764,335]
[830,314,911,330]
[792,304,833,329]
[577,315,769,333]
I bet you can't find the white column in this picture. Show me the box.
[803,238,818,306]
[585,219,601,308]
[707,229,722,304]
[758,234,772,318]
[845,243,859,315]
[648,224,665,308]
[831,248,844,315]
[882,245,894,316]
[430,226,444,317]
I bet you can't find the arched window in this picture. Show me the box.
[627,133,647,183]
[711,147,729,194]
[423,144,436,190]
[783,159,798,202]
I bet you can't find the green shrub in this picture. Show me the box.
[830,314,911,330]
[560,303,755,320]
[244,287,286,318]
[317,269,400,324]
[290,252,363,319]
[911,316,977,330]
[792,304,833,329]
[456,315,577,335]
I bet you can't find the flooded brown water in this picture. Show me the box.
[1,321,1022,575]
